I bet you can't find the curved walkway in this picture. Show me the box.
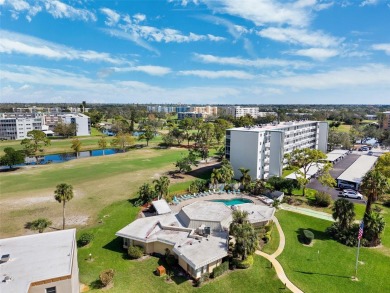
[256,216,304,293]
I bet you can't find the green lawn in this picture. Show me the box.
[276,209,390,293]
[77,198,289,292]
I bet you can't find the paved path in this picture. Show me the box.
[256,216,304,293]
[280,204,334,222]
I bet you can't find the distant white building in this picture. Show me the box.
[225,106,276,119]
[0,112,91,139]
[226,121,328,179]
[61,113,91,136]
[0,229,79,293]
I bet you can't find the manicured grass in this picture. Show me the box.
[77,199,289,292]
[276,210,390,293]
[282,167,298,178]
[262,221,280,255]
[291,188,317,197]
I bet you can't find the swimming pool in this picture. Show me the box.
[211,198,253,206]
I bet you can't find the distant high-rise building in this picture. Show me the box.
[382,111,390,130]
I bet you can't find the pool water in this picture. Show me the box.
[211,198,253,206]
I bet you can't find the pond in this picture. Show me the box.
[1,148,122,169]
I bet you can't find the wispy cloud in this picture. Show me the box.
[194,53,311,69]
[0,30,125,64]
[100,7,120,27]
[287,48,339,60]
[360,0,380,6]
[199,0,316,27]
[99,65,172,77]
[372,43,390,55]
[0,0,96,22]
[258,27,342,48]
[266,64,390,89]
[178,70,254,79]
[101,28,160,55]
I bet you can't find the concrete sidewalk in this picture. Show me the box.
[256,216,304,293]
[280,204,334,222]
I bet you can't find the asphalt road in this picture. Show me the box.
[307,153,366,203]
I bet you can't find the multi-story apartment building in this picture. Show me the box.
[225,121,328,180]
[176,105,191,113]
[146,105,176,113]
[190,106,218,117]
[382,111,390,130]
[0,112,90,140]
[0,229,79,293]
[0,113,44,140]
[225,106,276,119]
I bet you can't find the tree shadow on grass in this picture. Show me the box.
[294,270,351,279]
[102,236,123,254]
[186,163,218,180]
[0,167,21,173]
[90,279,103,289]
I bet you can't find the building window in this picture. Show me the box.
[46,287,56,293]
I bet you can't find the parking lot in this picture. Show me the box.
[307,153,366,203]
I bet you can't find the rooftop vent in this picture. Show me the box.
[0,254,10,264]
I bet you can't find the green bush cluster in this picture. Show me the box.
[233,255,254,269]
[211,261,229,278]
[302,230,314,244]
[78,233,94,246]
[128,245,144,259]
[314,191,332,207]
[383,200,390,208]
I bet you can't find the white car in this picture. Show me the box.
[340,190,363,199]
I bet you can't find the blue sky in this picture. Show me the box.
[1,0,389,104]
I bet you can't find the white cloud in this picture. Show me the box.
[266,64,390,89]
[287,48,339,60]
[0,30,125,64]
[194,53,311,69]
[100,8,120,27]
[43,0,96,22]
[133,13,146,23]
[101,28,160,55]
[372,43,390,55]
[200,0,315,27]
[360,0,379,6]
[103,65,172,76]
[178,70,254,79]
[258,27,342,48]
[119,22,226,43]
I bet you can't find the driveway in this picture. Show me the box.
[307,153,365,203]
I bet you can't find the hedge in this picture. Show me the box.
[233,255,254,269]
[211,261,229,278]
[78,233,94,246]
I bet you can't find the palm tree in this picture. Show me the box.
[26,218,52,233]
[360,169,389,217]
[98,136,108,155]
[230,210,258,260]
[153,176,170,200]
[252,179,266,195]
[54,183,74,230]
[364,211,386,247]
[332,199,355,232]
[239,168,251,190]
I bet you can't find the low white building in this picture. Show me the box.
[226,121,328,179]
[116,200,274,279]
[61,113,91,136]
[0,229,79,293]
[225,106,276,119]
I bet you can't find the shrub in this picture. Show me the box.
[302,230,314,244]
[166,254,177,267]
[195,273,210,287]
[314,191,332,207]
[233,255,254,269]
[78,233,94,246]
[128,245,144,259]
[211,261,229,278]
[99,269,115,287]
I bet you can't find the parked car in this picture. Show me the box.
[339,189,363,199]
[367,151,373,156]
[339,182,355,189]
[359,147,369,151]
